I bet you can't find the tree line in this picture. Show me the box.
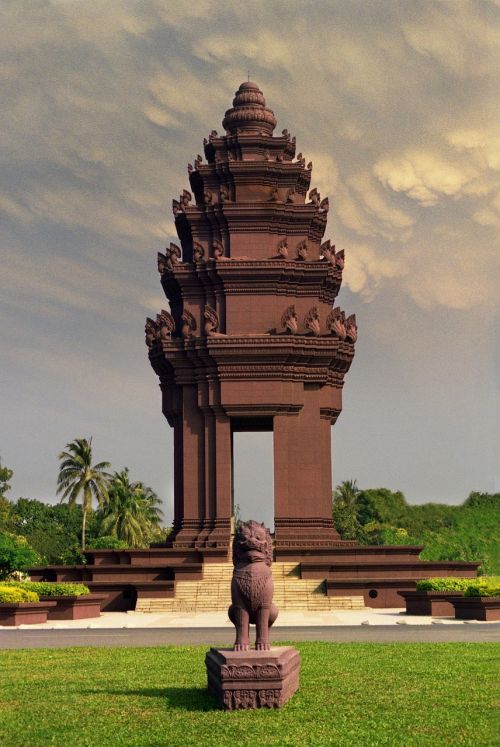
[1,446,498,576]
[333,480,499,575]
[0,438,167,573]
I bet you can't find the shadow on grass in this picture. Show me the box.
[82,687,218,712]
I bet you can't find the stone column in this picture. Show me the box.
[273,390,339,556]
[172,385,205,546]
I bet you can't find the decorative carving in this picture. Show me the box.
[204,305,224,337]
[336,249,345,270]
[194,154,203,169]
[296,240,308,261]
[259,689,281,708]
[220,185,230,203]
[187,163,193,173]
[233,690,257,710]
[156,310,175,339]
[319,197,329,214]
[281,305,298,335]
[180,189,192,208]
[307,161,313,170]
[276,238,288,259]
[268,185,278,202]
[158,243,182,273]
[282,128,290,139]
[285,188,295,204]
[204,189,213,205]
[172,198,182,216]
[228,520,278,651]
[157,251,167,275]
[219,663,281,680]
[181,309,196,339]
[326,307,346,339]
[296,152,303,161]
[209,129,218,141]
[345,313,357,343]
[320,240,336,266]
[304,306,321,336]
[308,187,321,207]
[276,153,284,162]
[166,242,181,269]
[213,240,228,261]
[145,318,157,347]
[193,242,205,263]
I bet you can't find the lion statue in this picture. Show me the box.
[228,520,278,651]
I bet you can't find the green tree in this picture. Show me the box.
[332,479,362,540]
[0,530,39,580]
[0,458,13,500]
[97,469,163,548]
[57,438,111,551]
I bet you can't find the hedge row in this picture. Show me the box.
[415,577,479,592]
[416,576,500,593]
[3,581,90,597]
[0,585,39,603]
[464,579,500,597]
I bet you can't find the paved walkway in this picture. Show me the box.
[0,607,487,630]
[2,624,499,648]
[1,609,499,648]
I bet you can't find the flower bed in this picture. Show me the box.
[41,593,107,620]
[398,578,483,616]
[397,590,462,616]
[453,579,500,621]
[0,585,56,625]
[1,582,105,621]
[3,581,91,596]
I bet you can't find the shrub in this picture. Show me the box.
[416,577,479,592]
[0,531,40,579]
[86,536,129,550]
[463,578,500,597]
[0,585,39,603]
[3,581,90,596]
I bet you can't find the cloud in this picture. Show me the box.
[0,0,498,508]
[343,243,408,300]
[373,149,481,206]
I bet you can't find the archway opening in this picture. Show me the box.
[231,418,274,531]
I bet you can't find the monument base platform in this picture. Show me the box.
[205,646,300,710]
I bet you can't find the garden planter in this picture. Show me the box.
[452,596,500,621]
[39,593,108,620]
[0,601,57,626]
[398,590,463,616]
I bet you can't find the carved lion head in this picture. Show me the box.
[233,520,273,567]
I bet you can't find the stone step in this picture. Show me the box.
[135,561,365,613]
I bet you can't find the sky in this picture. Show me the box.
[1,0,499,526]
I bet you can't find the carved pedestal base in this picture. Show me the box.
[205,647,300,710]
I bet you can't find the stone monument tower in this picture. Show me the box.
[147,81,357,559]
[29,82,479,611]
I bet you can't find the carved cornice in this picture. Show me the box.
[161,260,341,304]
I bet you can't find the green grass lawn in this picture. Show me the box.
[1,643,498,746]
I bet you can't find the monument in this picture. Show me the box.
[29,82,479,610]
[205,519,300,710]
[147,80,356,556]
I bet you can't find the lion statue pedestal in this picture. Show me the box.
[205,520,301,710]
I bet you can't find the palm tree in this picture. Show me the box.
[98,469,163,548]
[57,438,111,550]
[332,479,362,540]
